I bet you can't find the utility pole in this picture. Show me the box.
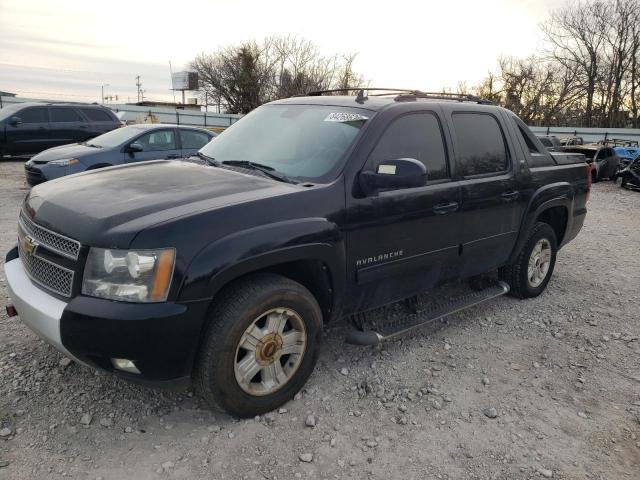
[101,84,109,104]
[136,76,142,103]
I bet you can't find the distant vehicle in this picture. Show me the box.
[617,156,640,190]
[564,145,620,182]
[613,146,640,168]
[24,124,216,186]
[0,102,121,157]
[536,135,564,152]
[560,136,584,146]
[600,138,638,148]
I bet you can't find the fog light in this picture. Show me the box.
[111,358,141,374]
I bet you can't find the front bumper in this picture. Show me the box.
[24,163,46,186]
[4,256,210,385]
[4,257,78,360]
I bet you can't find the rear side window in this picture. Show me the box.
[452,113,508,176]
[369,112,449,181]
[80,108,113,122]
[180,130,211,149]
[20,107,48,123]
[50,107,84,122]
[137,129,176,151]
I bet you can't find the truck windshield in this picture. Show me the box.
[199,104,370,181]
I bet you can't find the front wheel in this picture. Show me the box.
[500,222,558,299]
[194,273,323,417]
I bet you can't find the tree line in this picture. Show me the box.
[468,0,640,128]
[191,0,640,128]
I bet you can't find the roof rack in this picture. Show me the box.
[301,87,493,105]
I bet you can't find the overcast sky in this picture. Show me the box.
[0,0,565,104]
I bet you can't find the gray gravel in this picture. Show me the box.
[1,160,639,479]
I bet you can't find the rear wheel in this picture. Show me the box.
[194,273,323,417]
[500,222,557,299]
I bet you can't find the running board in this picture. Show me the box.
[345,281,510,345]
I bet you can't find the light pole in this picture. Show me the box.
[101,84,110,104]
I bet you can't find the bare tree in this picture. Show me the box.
[191,37,364,114]
[542,0,611,127]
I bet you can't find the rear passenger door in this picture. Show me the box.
[49,107,89,146]
[126,128,181,162]
[447,111,522,277]
[79,107,118,138]
[345,110,462,311]
[179,129,213,157]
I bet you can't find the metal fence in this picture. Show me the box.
[529,126,640,144]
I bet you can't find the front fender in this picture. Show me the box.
[178,218,345,305]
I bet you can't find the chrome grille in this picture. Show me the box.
[18,242,74,297]
[19,211,80,260]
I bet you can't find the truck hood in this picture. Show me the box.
[24,160,299,247]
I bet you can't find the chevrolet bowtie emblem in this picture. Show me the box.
[20,234,38,255]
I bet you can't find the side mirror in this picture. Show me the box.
[127,142,144,153]
[9,116,22,127]
[359,158,427,195]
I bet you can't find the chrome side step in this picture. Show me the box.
[345,281,510,345]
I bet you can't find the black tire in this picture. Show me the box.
[591,169,598,183]
[194,273,323,417]
[621,176,628,188]
[500,222,557,299]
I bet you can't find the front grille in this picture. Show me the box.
[24,165,45,186]
[19,211,80,259]
[18,242,74,297]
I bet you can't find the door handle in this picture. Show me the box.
[166,154,181,159]
[433,201,459,215]
[500,190,520,202]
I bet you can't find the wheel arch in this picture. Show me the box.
[508,183,573,263]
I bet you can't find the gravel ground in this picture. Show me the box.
[0,160,639,480]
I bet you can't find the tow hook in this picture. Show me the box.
[5,304,17,318]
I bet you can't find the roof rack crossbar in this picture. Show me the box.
[299,87,493,105]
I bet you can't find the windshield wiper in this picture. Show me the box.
[196,151,221,166]
[221,160,297,184]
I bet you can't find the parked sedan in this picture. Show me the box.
[1,102,121,157]
[564,145,619,182]
[24,124,216,186]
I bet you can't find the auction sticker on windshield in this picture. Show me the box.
[324,112,369,122]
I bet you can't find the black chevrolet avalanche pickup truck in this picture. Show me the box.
[4,90,590,417]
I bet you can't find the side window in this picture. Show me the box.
[512,119,545,154]
[180,130,211,149]
[596,149,607,160]
[80,108,113,122]
[369,112,449,181]
[19,107,48,123]
[50,107,84,123]
[452,113,508,176]
[136,130,176,151]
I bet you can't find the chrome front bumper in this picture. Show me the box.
[4,258,76,359]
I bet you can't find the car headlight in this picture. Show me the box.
[82,247,175,302]
[49,158,79,166]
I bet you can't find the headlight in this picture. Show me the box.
[82,247,175,302]
[49,158,79,166]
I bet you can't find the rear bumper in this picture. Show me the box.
[4,256,210,385]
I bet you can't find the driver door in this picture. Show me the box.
[344,110,462,312]
[126,128,181,162]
